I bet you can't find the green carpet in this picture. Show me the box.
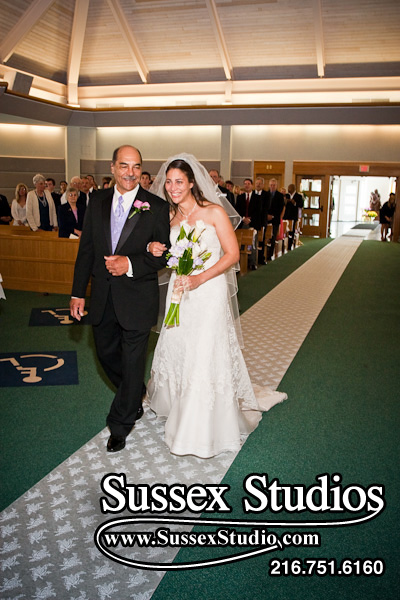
[0,239,327,511]
[152,240,399,599]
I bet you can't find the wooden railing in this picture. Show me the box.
[0,226,80,294]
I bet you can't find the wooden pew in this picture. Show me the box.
[235,228,256,275]
[0,226,81,294]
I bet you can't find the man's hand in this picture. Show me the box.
[104,255,129,276]
[243,217,251,226]
[70,297,86,321]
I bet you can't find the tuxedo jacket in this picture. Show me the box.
[71,186,170,330]
[236,191,262,230]
[265,190,285,226]
[58,202,86,238]
[284,192,303,220]
[254,190,270,227]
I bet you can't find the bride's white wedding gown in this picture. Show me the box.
[148,220,287,458]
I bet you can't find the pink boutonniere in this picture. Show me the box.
[128,199,151,219]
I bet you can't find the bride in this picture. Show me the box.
[147,154,286,458]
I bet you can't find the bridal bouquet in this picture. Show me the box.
[164,223,211,327]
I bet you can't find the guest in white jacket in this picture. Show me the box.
[26,174,58,231]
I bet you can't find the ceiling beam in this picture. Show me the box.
[313,0,325,78]
[106,0,149,84]
[205,0,233,81]
[67,0,90,105]
[0,0,55,64]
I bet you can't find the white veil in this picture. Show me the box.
[150,152,244,347]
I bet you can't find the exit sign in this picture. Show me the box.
[359,165,370,173]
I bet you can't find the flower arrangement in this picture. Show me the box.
[363,209,378,222]
[128,199,151,219]
[164,222,211,327]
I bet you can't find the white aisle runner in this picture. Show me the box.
[0,236,363,600]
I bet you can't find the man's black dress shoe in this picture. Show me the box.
[250,265,257,271]
[107,435,126,453]
[136,405,144,421]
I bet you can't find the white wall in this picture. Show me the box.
[95,126,222,161]
[0,123,65,158]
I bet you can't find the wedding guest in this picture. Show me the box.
[86,174,98,191]
[11,183,29,226]
[102,176,112,189]
[58,187,86,238]
[370,189,381,213]
[140,171,152,190]
[26,174,58,231]
[284,183,304,249]
[379,193,396,241]
[59,180,68,194]
[209,168,235,206]
[80,176,92,207]
[236,178,262,269]
[265,178,285,260]
[45,178,61,209]
[0,193,12,225]
[60,176,82,204]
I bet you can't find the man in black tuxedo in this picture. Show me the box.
[284,183,304,249]
[254,177,270,264]
[70,145,170,452]
[265,178,285,260]
[236,178,262,269]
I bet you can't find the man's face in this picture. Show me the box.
[140,173,151,189]
[209,170,219,185]
[71,177,82,190]
[269,180,277,193]
[111,146,142,195]
[243,179,253,193]
[226,182,234,193]
[255,178,264,191]
[288,184,295,195]
[45,180,54,192]
[81,178,90,193]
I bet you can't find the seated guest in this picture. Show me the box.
[0,193,12,225]
[58,187,86,238]
[11,183,29,226]
[26,174,58,231]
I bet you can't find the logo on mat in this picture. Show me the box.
[0,352,79,386]
[29,308,89,326]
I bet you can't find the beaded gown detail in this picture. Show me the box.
[148,221,286,457]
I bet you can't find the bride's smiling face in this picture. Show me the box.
[165,168,193,204]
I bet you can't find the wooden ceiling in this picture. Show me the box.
[0,0,399,109]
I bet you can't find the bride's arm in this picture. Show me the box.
[177,206,239,292]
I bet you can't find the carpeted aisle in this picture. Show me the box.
[153,238,399,600]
